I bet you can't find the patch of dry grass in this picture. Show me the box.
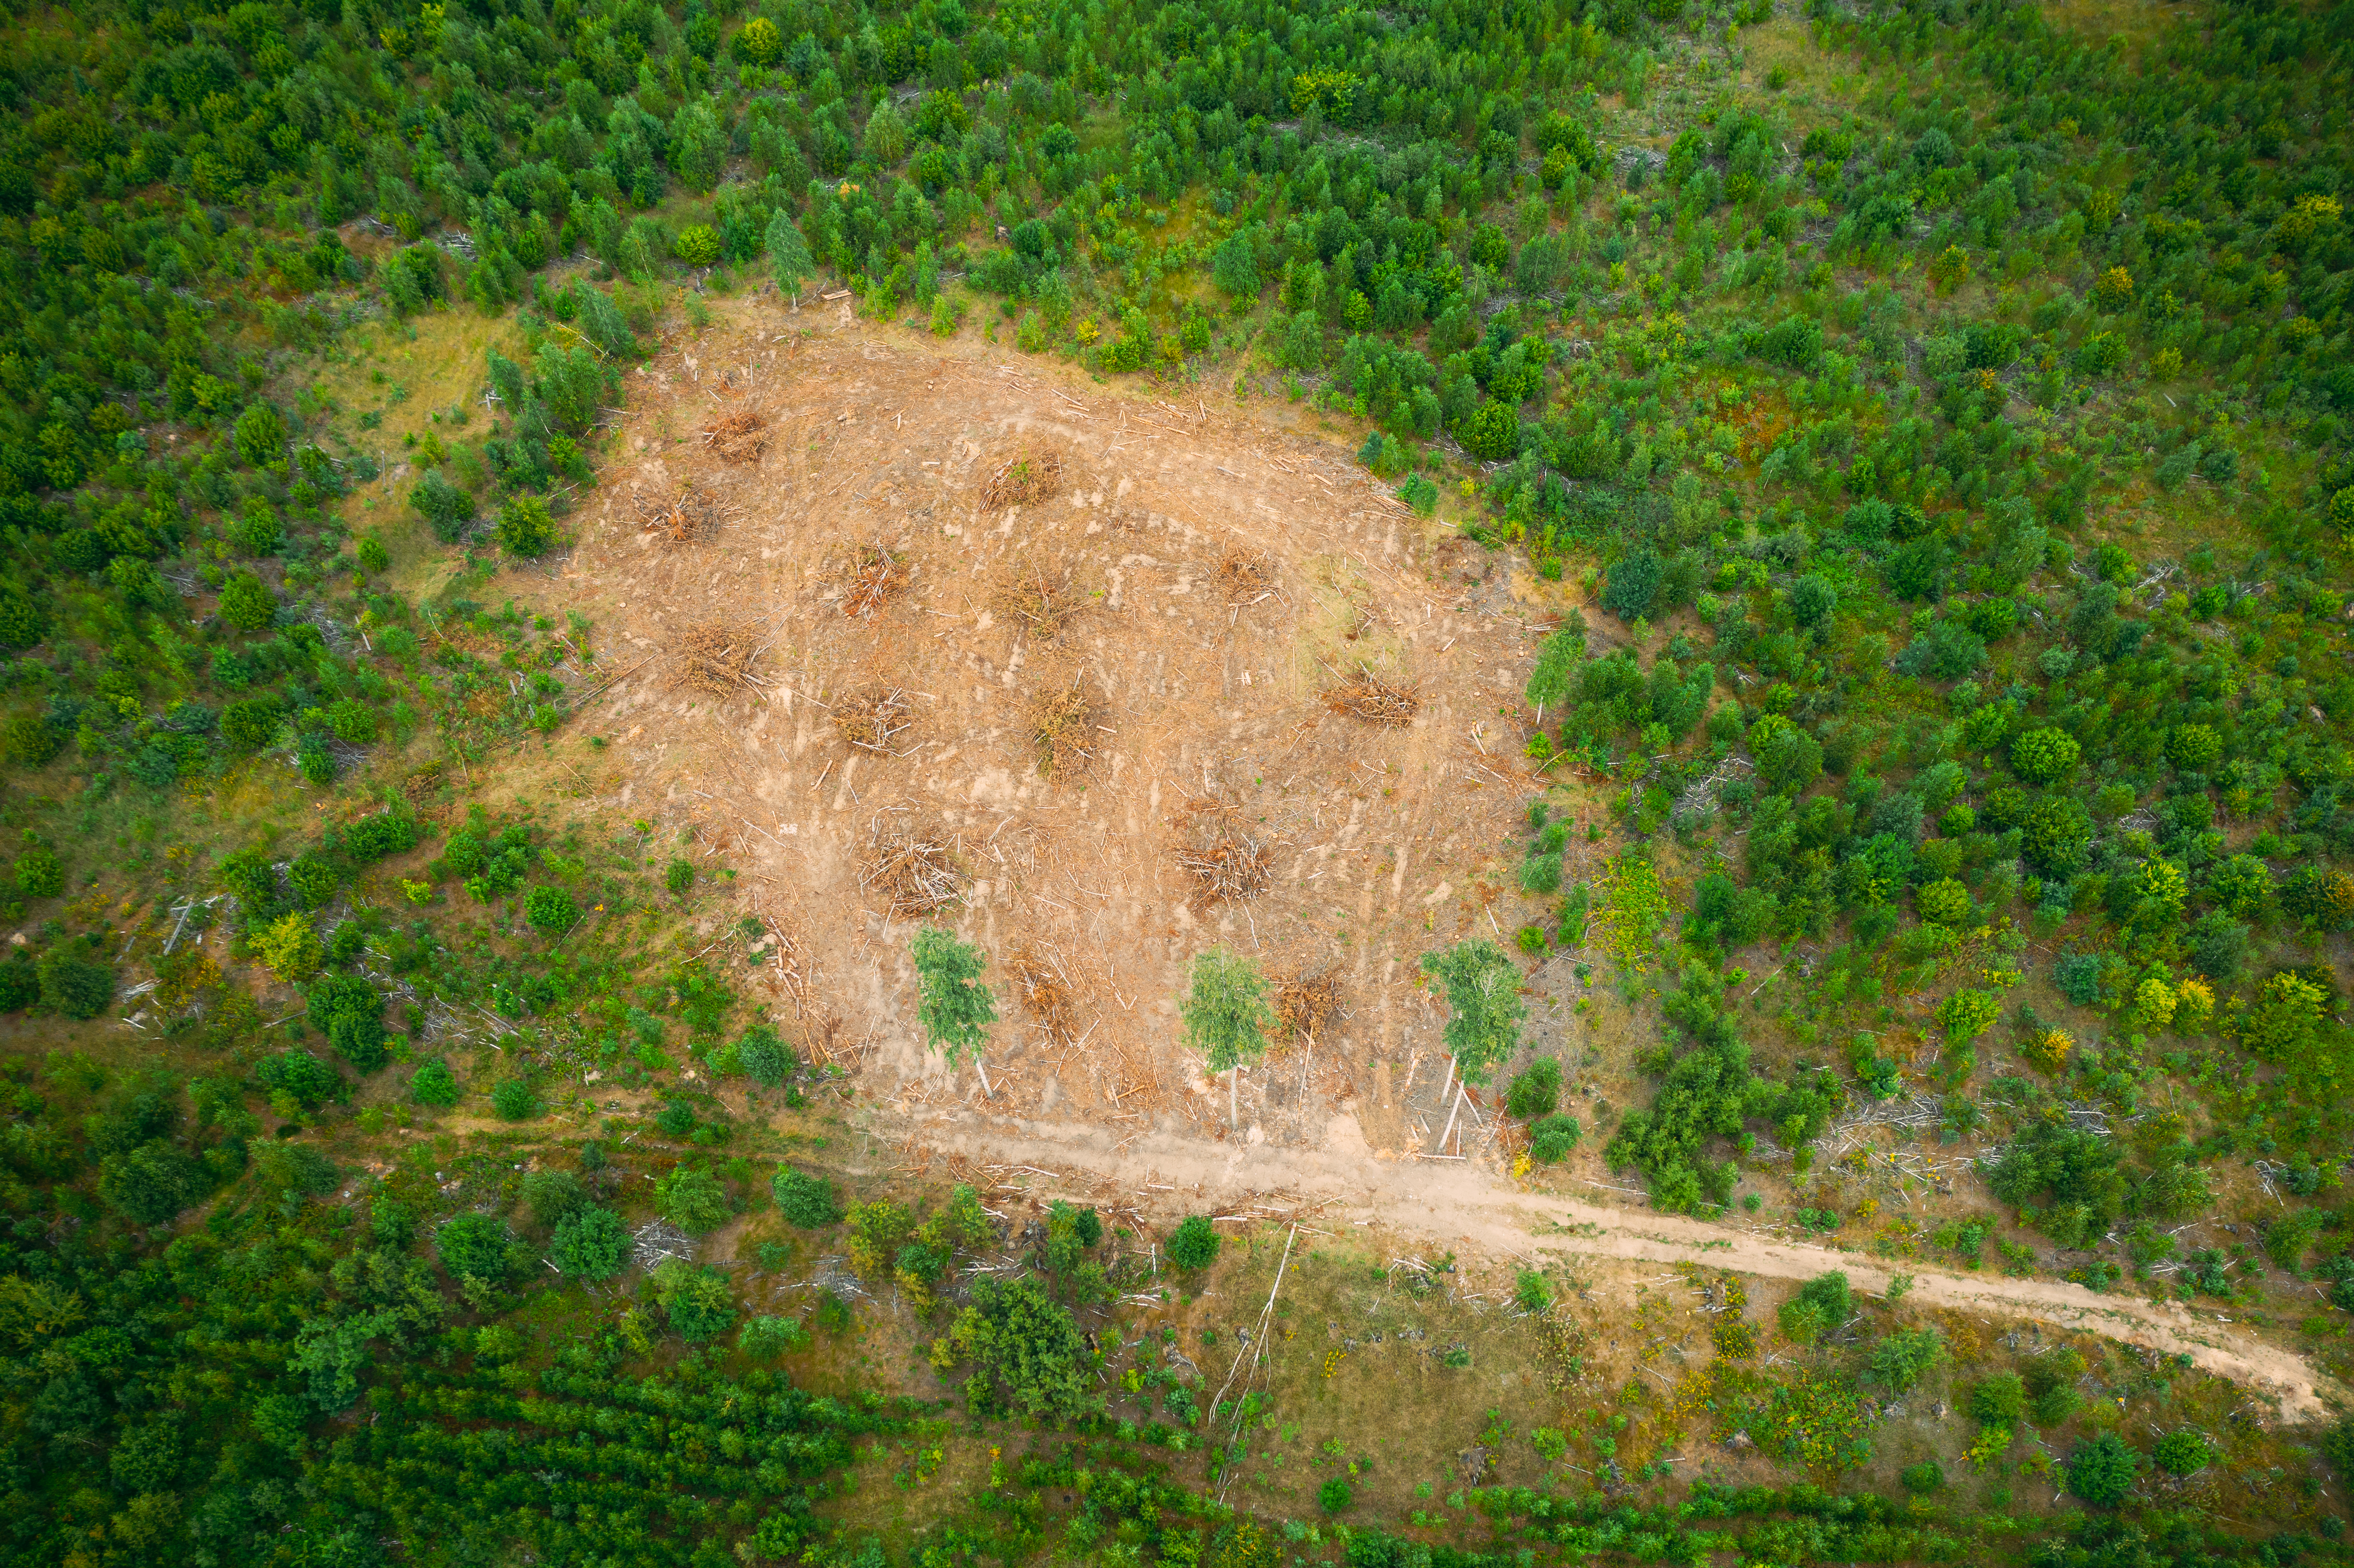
[1029,686,1097,778]
[835,543,908,618]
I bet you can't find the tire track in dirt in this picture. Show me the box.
[886,1108,2343,1424]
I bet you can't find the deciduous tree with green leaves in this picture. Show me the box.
[1180,948,1275,1129]
[912,926,998,1095]
[1420,939,1526,1153]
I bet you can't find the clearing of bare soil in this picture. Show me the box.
[501,294,2340,1428]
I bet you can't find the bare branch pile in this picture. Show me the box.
[1324,668,1420,726]
[860,822,966,918]
[837,544,908,619]
[637,482,728,544]
[698,409,768,463]
[1217,546,1272,602]
[1006,949,1075,1043]
[982,451,1065,510]
[1176,819,1272,902]
[831,688,911,752]
[671,621,767,695]
[1029,686,1097,778]
[1273,968,1340,1042]
[991,568,1081,641]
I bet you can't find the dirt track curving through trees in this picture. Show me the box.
[887,1106,2345,1426]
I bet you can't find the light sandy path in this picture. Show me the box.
[889,1107,2344,1424]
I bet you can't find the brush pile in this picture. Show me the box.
[982,451,1064,510]
[860,822,966,918]
[991,568,1082,641]
[698,409,768,463]
[1217,546,1272,602]
[1030,686,1097,778]
[638,482,726,544]
[837,544,908,618]
[1324,668,1419,725]
[831,688,911,751]
[671,620,765,695]
[1274,968,1341,1041]
[1176,809,1272,901]
[1006,948,1076,1043]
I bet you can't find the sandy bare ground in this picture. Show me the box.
[883,1105,2344,1425]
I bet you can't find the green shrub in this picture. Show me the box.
[1318,1477,1352,1514]
[38,950,114,1019]
[1167,1214,1219,1271]
[410,1057,461,1106]
[2,713,60,766]
[436,1214,517,1282]
[652,1258,737,1342]
[550,1204,630,1280]
[736,1024,796,1087]
[1900,1462,1944,1493]
[1529,1112,1582,1163]
[2010,727,2080,785]
[523,885,578,936]
[1514,1269,1551,1312]
[1972,1372,2026,1424]
[1506,1057,1562,1117]
[656,1163,730,1233]
[1457,398,1520,460]
[412,471,475,542]
[14,848,63,898]
[490,1079,538,1121]
[739,1314,811,1358]
[1868,1327,1945,1391]
[773,1167,841,1227]
[674,224,722,265]
[2153,1431,2213,1475]
[219,573,276,631]
[498,495,557,557]
[2066,1431,2140,1506]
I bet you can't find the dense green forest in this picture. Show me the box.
[5,0,2354,1558]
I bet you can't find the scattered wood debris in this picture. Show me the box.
[638,482,727,544]
[1274,968,1341,1042]
[1029,685,1097,778]
[1324,668,1419,726]
[698,409,768,463]
[671,620,767,695]
[1217,546,1272,602]
[831,688,911,751]
[860,822,966,918]
[836,543,908,619]
[1007,948,1076,1044]
[982,451,1064,510]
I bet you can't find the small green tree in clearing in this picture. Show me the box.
[1180,948,1275,1129]
[1420,939,1526,1153]
[1167,1215,1219,1271]
[912,925,998,1094]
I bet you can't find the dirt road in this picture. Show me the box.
[890,1103,2345,1425]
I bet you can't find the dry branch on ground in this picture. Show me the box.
[1273,968,1340,1042]
[637,482,727,544]
[1324,667,1419,725]
[698,409,768,462]
[981,451,1064,510]
[671,621,766,695]
[831,688,911,751]
[835,543,908,618]
[1029,685,1097,778]
[1007,949,1076,1043]
[860,821,966,919]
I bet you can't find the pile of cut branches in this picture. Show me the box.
[1217,546,1272,602]
[860,821,966,918]
[671,620,766,695]
[991,566,1084,641]
[1176,805,1272,901]
[1324,667,1419,726]
[699,409,768,463]
[1030,686,1097,778]
[638,482,728,544]
[1006,948,1076,1043]
[982,451,1064,510]
[836,543,908,618]
[831,688,911,751]
[1273,968,1341,1042]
